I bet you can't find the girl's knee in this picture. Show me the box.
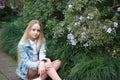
[55,60,61,65]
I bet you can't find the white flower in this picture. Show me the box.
[74,22,78,26]
[0,5,5,9]
[70,39,77,46]
[67,27,71,32]
[87,13,93,20]
[113,22,118,28]
[10,3,14,9]
[113,50,116,53]
[87,16,90,19]
[83,27,87,31]
[74,22,80,26]
[79,16,83,20]
[117,7,120,12]
[107,27,112,33]
[68,4,72,8]
[94,8,98,11]
[103,25,107,30]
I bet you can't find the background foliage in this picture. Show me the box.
[0,0,120,80]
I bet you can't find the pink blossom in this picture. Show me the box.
[81,32,86,38]
[83,43,89,47]
[0,0,6,2]
[67,33,74,40]
[15,5,19,9]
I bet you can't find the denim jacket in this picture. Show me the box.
[16,40,46,80]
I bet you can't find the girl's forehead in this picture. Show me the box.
[32,23,40,29]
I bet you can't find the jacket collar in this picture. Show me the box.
[24,39,31,47]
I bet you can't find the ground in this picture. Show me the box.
[0,50,21,80]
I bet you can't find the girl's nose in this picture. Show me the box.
[35,30,38,33]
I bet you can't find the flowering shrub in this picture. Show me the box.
[53,0,120,56]
[0,0,6,3]
[0,0,21,10]
[51,1,120,79]
[0,0,5,9]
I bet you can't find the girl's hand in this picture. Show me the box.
[45,58,53,70]
[38,61,45,74]
[46,58,51,62]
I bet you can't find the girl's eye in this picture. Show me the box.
[32,29,36,31]
[32,28,40,32]
[37,29,40,32]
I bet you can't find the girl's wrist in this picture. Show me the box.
[39,61,44,66]
[41,59,47,62]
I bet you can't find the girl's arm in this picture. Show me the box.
[38,42,46,60]
[18,44,38,70]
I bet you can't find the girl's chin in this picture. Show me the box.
[30,38,37,41]
[30,36,38,41]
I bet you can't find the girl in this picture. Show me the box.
[16,20,61,80]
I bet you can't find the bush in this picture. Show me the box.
[0,21,23,59]
[51,0,120,79]
[0,6,18,22]
[69,53,120,80]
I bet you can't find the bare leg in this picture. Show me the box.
[41,60,61,80]
[47,67,61,80]
[27,60,61,80]
[27,69,39,80]
[53,60,61,70]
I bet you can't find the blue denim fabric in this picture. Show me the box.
[16,40,46,80]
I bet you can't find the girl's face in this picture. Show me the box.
[29,23,41,41]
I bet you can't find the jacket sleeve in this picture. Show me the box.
[18,44,38,70]
[39,42,46,60]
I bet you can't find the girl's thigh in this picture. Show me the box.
[27,69,39,79]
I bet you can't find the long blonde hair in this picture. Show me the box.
[18,20,45,62]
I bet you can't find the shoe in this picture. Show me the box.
[32,77,41,80]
